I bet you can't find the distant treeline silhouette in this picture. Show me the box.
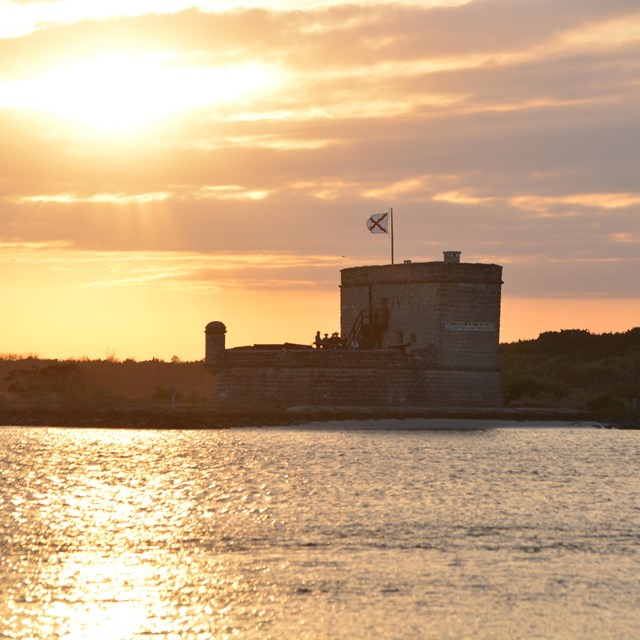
[500,328,640,419]
[0,358,210,407]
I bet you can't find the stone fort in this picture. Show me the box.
[205,251,503,408]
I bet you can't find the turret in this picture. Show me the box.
[205,321,226,369]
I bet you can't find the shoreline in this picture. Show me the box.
[0,404,632,429]
[274,418,602,430]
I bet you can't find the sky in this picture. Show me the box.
[1,0,639,360]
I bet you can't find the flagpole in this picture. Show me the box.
[390,207,394,264]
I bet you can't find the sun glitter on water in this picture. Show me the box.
[1,53,279,133]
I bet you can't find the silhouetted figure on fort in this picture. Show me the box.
[314,331,322,349]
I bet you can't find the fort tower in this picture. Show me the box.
[340,252,502,370]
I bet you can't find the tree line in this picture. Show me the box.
[500,328,640,419]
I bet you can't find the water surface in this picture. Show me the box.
[1,425,638,639]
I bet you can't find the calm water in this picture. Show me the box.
[0,424,638,639]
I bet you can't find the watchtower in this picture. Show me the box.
[340,252,502,370]
[204,321,227,367]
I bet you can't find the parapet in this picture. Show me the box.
[341,260,502,287]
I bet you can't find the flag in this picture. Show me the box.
[366,212,389,234]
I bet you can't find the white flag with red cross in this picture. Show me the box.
[366,212,389,234]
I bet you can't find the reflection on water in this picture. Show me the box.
[1,426,639,639]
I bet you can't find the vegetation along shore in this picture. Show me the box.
[1,328,639,428]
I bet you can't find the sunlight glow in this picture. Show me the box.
[0,0,475,38]
[511,193,640,214]
[560,14,640,48]
[501,297,640,343]
[191,136,339,150]
[44,562,153,640]
[363,176,440,200]
[433,191,494,205]
[0,243,343,358]
[196,186,271,201]
[0,54,280,132]
[610,232,640,244]
[12,192,172,204]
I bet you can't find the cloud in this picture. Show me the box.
[511,193,640,214]
[10,191,172,204]
[1,0,640,347]
[0,242,344,291]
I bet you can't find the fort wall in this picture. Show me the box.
[205,348,502,408]
[205,253,504,409]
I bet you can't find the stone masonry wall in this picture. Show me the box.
[207,349,503,408]
[340,261,502,370]
[437,280,502,370]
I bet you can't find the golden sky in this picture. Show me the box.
[1,0,640,359]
